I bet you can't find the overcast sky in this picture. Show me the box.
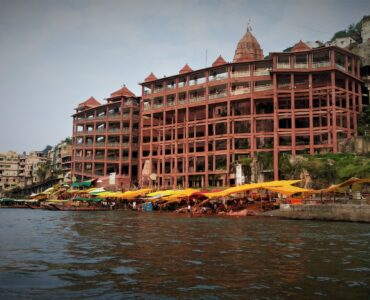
[0,0,369,153]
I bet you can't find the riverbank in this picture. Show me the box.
[263,204,370,223]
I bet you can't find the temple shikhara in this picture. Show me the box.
[72,26,363,189]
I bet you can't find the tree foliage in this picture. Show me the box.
[331,15,369,42]
[357,105,370,138]
[279,153,370,189]
[36,161,51,182]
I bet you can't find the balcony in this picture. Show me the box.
[231,88,250,96]
[153,87,164,94]
[143,104,151,111]
[294,63,308,69]
[178,82,187,88]
[178,99,186,105]
[335,63,346,71]
[277,63,290,69]
[209,91,227,99]
[122,127,130,133]
[122,113,130,119]
[209,74,228,81]
[167,101,176,107]
[153,103,164,109]
[108,128,121,133]
[108,114,121,120]
[254,84,273,92]
[254,69,270,76]
[312,61,331,68]
[107,156,120,161]
[96,115,106,120]
[96,128,106,132]
[231,71,250,78]
[95,142,105,147]
[94,155,105,160]
[189,96,205,103]
[107,142,120,147]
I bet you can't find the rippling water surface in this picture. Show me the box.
[0,209,369,299]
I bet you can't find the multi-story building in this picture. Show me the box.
[139,27,362,188]
[49,140,72,182]
[71,86,140,188]
[0,151,20,195]
[18,151,48,188]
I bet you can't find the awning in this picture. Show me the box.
[265,185,313,196]
[74,197,103,202]
[203,180,302,199]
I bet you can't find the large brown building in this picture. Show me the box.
[71,86,140,188]
[139,28,362,188]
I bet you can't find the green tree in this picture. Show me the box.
[279,154,303,180]
[36,161,51,182]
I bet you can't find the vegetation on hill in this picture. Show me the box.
[331,15,370,42]
[279,153,370,188]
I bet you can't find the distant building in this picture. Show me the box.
[49,140,72,183]
[71,86,140,189]
[328,37,356,49]
[0,151,20,196]
[18,151,48,188]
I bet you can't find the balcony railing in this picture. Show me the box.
[294,63,308,69]
[107,157,120,161]
[312,61,331,68]
[209,91,227,99]
[178,99,186,105]
[108,114,121,119]
[94,155,105,160]
[153,103,164,109]
[209,74,228,81]
[122,127,130,133]
[108,128,121,133]
[189,96,205,103]
[231,71,250,78]
[153,87,164,93]
[231,88,250,95]
[95,142,105,147]
[96,115,106,120]
[167,101,176,107]
[107,142,120,147]
[143,105,151,111]
[96,128,106,132]
[189,79,206,86]
[335,63,346,71]
[178,82,187,88]
[254,84,273,91]
[277,63,290,69]
[254,69,270,76]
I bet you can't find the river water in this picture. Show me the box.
[0,209,369,299]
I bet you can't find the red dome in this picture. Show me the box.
[233,27,264,62]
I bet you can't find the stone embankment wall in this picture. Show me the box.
[266,204,370,223]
